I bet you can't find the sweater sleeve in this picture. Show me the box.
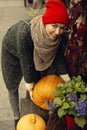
[16,22,40,83]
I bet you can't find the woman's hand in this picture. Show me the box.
[25,82,35,102]
[28,90,34,102]
[60,74,70,82]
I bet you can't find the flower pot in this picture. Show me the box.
[65,115,82,130]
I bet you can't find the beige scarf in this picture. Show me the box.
[30,15,62,71]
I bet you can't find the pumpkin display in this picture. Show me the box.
[16,114,46,130]
[32,75,64,110]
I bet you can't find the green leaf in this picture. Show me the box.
[75,75,82,82]
[64,81,72,87]
[54,97,62,106]
[56,83,64,89]
[69,101,75,108]
[75,87,83,92]
[62,102,70,109]
[28,8,38,17]
[66,87,73,93]
[58,108,65,118]
[62,97,66,102]
[84,87,87,92]
[75,82,81,88]
[53,91,63,97]
[80,94,87,99]
[75,117,86,128]
[68,109,77,116]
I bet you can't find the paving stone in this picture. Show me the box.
[0,120,15,130]
[20,98,49,123]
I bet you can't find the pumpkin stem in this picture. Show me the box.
[31,115,36,124]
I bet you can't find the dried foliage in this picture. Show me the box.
[65,0,87,82]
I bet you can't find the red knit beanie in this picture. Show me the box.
[42,0,69,25]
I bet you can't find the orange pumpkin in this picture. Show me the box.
[16,114,46,130]
[33,75,64,110]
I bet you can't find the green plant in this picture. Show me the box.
[53,75,87,128]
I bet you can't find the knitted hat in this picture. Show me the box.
[42,0,69,25]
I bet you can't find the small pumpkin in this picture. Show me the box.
[33,75,64,110]
[16,114,46,130]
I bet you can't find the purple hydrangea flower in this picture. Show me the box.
[75,99,87,116]
[66,93,78,102]
[46,101,56,112]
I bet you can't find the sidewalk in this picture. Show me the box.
[0,0,31,130]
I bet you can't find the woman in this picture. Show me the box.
[1,0,70,127]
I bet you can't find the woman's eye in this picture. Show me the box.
[51,24,67,31]
[52,24,58,28]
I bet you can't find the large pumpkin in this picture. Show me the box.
[16,114,46,130]
[33,75,64,110]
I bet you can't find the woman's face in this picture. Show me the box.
[45,23,66,41]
